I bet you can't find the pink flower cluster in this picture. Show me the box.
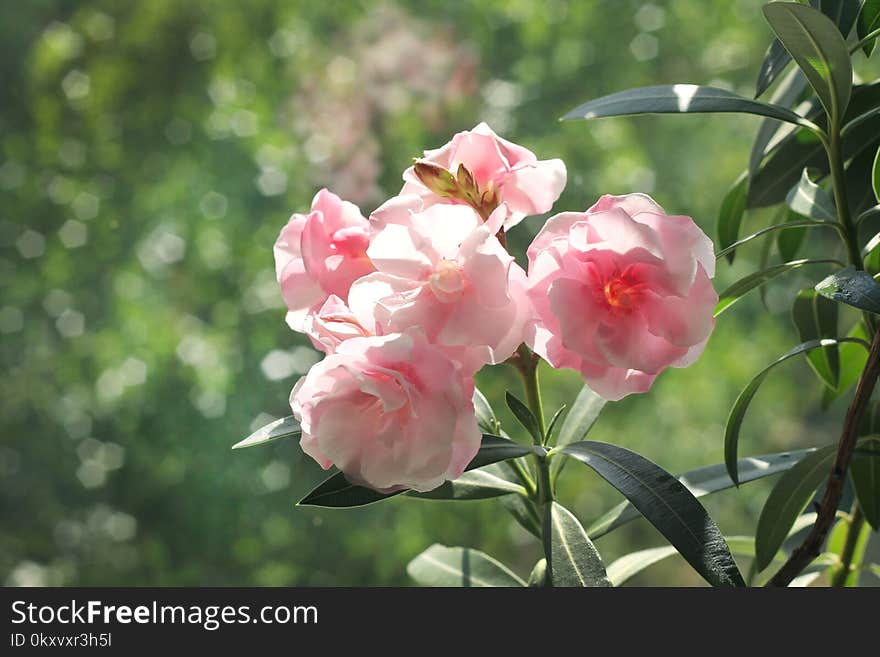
[275,123,717,492]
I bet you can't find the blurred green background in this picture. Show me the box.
[2,0,876,586]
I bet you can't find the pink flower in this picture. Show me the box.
[290,329,481,492]
[401,122,566,229]
[526,194,717,401]
[361,196,532,366]
[274,189,375,331]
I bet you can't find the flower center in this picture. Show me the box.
[429,260,466,303]
[330,227,370,258]
[602,274,641,312]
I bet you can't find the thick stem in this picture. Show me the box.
[767,328,880,586]
[830,503,866,587]
[827,126,861,270]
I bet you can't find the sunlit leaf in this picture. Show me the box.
[543,501,610,587]
[232,415,300,449]
[815,266,880,313]
[407,544,525,587]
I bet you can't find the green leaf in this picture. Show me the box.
[786,168,837,221]
[873,145,880,202]
[763,2,853,121]
[755,38,796,99]
[407,544,525,587]
[791,289,840,389]
[753,441,871,570]
[232,415,300,449]
[825,514,870,585]
[816,265,880,313]
[551,384,606,479]
[544,405,567,443]
[777,211,814,261]
[409,463,526,501]
[822,321,870,407]
[562,84,819,129]
[714,259,839,317]
[858,0,880,56]
[473,388,498,434]
[851,437,880,530]
[714,217,826,260]
[846,140,880,217]
[543,501,611,587]
[751,68,808,173]
[501,494,542,539]
[718,175,749,263]
[505,391,542,444]
[527,558,548,587]
[606,546,679,586]
[298,434,531,508]
[588,448,817,538]
[724,339,862,486]
[559,441,745,587]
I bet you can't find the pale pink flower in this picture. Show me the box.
[526,194,717,401]
[401,122,566,229]
[274,189,374,331]
[290,329,481,492]
[362,196,532,366]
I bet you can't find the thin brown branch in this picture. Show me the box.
[767,327,880,587]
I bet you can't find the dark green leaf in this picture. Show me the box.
[409,463,526,501]
[606,546,679,586]
[792,289,840,389]
[551,384,606,479]
[407,544,525,587]
[874,145,880,201]
[501,495,542,538]
[724,339,862,485]
[718,175,749,263]
[851,437,880,530]
[505,391,542,444]
[816,265,880,313]
[763,2,853,121]
[755,38,795,99]
[846,140,880,217]
[751,68,808,173]
[527,558,548,587]
[559,441,745,587]
[787,168,837,221]
[543,501,610,587]
[232,415,300,449]
[544,405,566,443]
[714,259,839,316]
[298,434,531,508]
[472,388,498,434]
[588,448,817,538]
[754,441,870,570]
[858,0,880,56]
[714,217,825,260]
[777,211,813,261]
[822,322,870,407]
[562,84,819,129]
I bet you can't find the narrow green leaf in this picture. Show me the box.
[409,464,526,501]
[724,339,863,485]
[822,321,870,407]
[858,0,880,56]
[777,211,814,261]
[816,265,880,313]
[588,448,816,538]
[544,405,567,443]
[714,259,839,317]
[505,391,542,444]
[873,145,880,202]
[825,514,870,585]
[232,415,300,449]
[473,388,498,434]
[543,501,611,587]
[755,38,795,99]
[718,175,749,263]
[754,440,869,570]
[559,441,745,587]
[846,140,880,217]
[527,558,548,587]
[501,494,542,539]
[298,434,531,508]
[606,546,679,586]
[562,84,819,129]
[551,384,606,479]
[786,168,837,221]
[851,437,880,530]
[763,2,853,121]
[791,289,840,389]
[751,68,808,172]
[407,544,525,587]
[714,217,826,260]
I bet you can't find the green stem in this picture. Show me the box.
[825,125,861,269]
[850,27,880,55]
[508,457,537,498]
[831,503,865,587]
[511,345,553,506]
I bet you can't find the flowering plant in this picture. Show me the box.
[237,2,880,587]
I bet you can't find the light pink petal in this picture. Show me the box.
[639,265,717,348]
[500,158,567,218]
[367,223,434,279]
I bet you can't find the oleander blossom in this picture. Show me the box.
[274,189,375,331]
[401,122,567,229]
[360,195,532,366]
[290,329,481,492]
[526,193,717,401]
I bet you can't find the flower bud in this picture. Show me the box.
[412,161,459,199]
